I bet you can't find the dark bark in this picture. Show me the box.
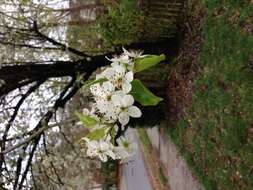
[0,55,111,97]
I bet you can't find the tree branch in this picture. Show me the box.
[33,21,88,57]
[0,80,45,175]
[0,54,110,96]
[13,146,28,190]
[18,136,40,190]
[1,118,75,154]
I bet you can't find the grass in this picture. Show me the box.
[158,166,168,186]
[137,128,152,155]
[166,0,253,190]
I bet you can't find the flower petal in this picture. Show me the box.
[128,106,142,118]
[90,84,101,96]
[102,81,114,93]
[119,112,130,126]
[122,82,132,94]
[103,68,115,81]
[111,94,122,106]
[125,71,133,82]
[122,47,130,56]
[122,94,134,107]
[119,54,130,64]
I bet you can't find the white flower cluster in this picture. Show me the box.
[81,48,145,162]
[83,135,136,163]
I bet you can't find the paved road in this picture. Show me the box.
[120,129,153,190]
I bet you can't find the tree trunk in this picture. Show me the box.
[0,55,110,96]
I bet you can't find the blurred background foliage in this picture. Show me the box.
[67,0,179,54]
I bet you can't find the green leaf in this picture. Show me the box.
[130,79,163,106]
[134,54,166,73]
[110,127,116,143]
[86,127,108,140]
[75,112,98,128]
[83,78,108,88]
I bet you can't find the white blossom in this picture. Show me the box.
[114,136,137,162]
[84,138,116,162]
[90,81,115,100]
[122,71,133,93]
[106,53,131,65]
[95,101,120,123]
[122,47,146,59]
[111,92,142,126]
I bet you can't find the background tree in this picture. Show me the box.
[0,0,178,189]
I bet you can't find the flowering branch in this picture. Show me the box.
[77,48,165,162]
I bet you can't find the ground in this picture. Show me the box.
[165,0,253,190]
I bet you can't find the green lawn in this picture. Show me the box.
[167,1,253,189]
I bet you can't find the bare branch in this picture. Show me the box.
[0,80,45,174]
[1,118,75,154]
[13,146,28,190]
[33,21,89,57]
[18,136,40,190]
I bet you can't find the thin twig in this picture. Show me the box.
[1,118,75,154]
